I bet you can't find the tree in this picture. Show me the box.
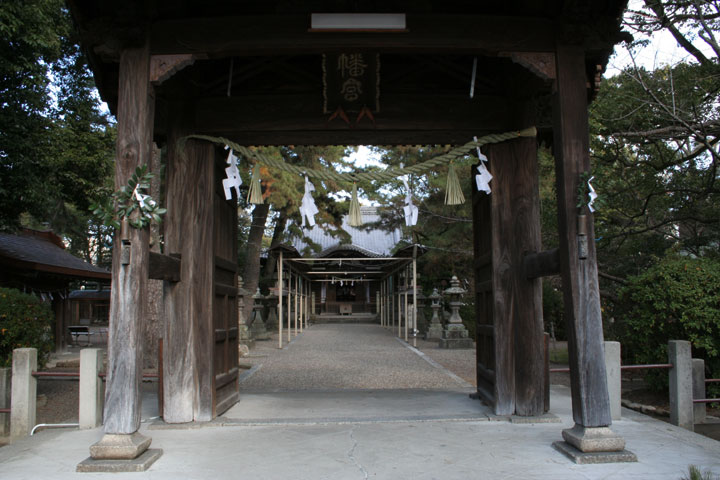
[239,145,351,320]
[0,2,116,267]
[0,0,67,230]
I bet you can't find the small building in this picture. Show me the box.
[0,229,111,350]
[292,206,403,319]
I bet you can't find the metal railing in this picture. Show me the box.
[549,360,719,408]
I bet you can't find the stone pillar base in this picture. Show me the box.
[90,432,151,460]
[553,424,637,464]
[438,324,474,349]
[249,321,270,340]
[562,424,625,452]
[425,324,443,341]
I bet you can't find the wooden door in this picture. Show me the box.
[212,156,239,416]
[472,167,497,407]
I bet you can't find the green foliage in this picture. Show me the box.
[615,256,720,392]
[683,465,720,480]
[91,165,166,230]
[0,0,68,231]
[1,2,116,268]
[0,287,54,368]
[543,279,565,341]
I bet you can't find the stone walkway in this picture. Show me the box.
[238,323,473,392]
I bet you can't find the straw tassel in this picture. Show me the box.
[247,164,263,204]
[444,163,465,205]
[348,183,363,226]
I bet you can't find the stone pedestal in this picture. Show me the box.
[90,432,152,459]
[249,288,269,340]
[78,432,162,472]
[439,323,474,349]
[552,424,636,464]
[265,293,279,330]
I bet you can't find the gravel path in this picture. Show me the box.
[239,324,473,392]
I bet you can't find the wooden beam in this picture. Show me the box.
[150,15,558,56]
[150,54,197,85]
[103,38,154,435]
[523,248,560,279]
[552,44,611,428]
[148,252,181,282]
[193,94,511,136]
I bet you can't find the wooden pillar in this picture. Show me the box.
[278,253,283,349]
[552,45,611,428]
[486,110,544,416]
[163,102,215,423]
[102,41,154,437]
[404,266,409,342]
[286,270,291,342]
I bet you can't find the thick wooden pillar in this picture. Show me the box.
[552,45,611,428]
[488,134,544,416]
[163,102,215,423]
[103,41,154,436]
[481,119,543,417]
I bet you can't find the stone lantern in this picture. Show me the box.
[249,288,270,340]
[264,279,279,330]
[425,287,444,340]
[439,276,473,349]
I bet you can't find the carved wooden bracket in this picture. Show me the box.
[150,54,196,85]
[499,52,556,81]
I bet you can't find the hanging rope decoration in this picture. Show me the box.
[179,127,536,184]
[247,164,263,204]
[348,183,363,226]
[444,162,465,205]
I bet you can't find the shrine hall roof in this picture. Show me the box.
[292,207,403,258]
[0,230,111,280]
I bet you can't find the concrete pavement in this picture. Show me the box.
[1,324,719,479]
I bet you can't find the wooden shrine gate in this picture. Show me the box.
[67,0,629,462]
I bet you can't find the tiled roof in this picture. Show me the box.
[0,231,111,279]
[292,207,402,257]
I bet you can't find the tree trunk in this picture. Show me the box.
[242,203,270,321]
[261,210,288,283]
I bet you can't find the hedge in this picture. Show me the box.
[0,287,54,368]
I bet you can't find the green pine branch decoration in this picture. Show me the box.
[90,165,166,230]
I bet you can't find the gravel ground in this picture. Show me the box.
[239,324,472,392]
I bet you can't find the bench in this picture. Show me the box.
[68,326,92,347]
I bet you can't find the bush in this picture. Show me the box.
[543,279,565,340]
[615,255,720,393]
[0,287,54,368]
